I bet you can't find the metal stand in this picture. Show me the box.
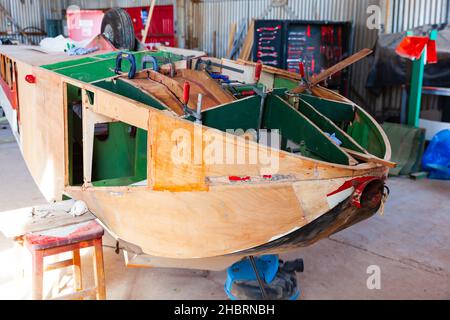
[248,255,268,300]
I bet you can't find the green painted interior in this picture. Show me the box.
[41,51,183,83]
[91,122,147,185]
[347,110,386,159]
[66,84,147,187]
[42,57,99,70]
[93,78,168,111]
[273,76,298,90]
[202,95,261,131]
[299,94,355,123]
[66,84,83,186]
[263,95,350,165]
[298,99,367,154]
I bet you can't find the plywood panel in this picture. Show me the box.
[66,183,306,259]
[17,63,65,201]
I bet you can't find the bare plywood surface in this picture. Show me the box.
[144,69,235,112]
[121,77,185,115]
[66,184,306,259]
[18,64,66,201]
[0,45,92,67]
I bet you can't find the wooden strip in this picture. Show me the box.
[45,259,74,271]
[236,58,303,81]
[291,49,373,94]
[52,288,97,300]
[226,23,237,58]
[342,147,397,168]
[238,20,255,61]
[120,77,184,115]
[142,0,157,43]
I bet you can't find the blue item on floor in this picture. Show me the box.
[422,129,450,180]
[225,255,301,300]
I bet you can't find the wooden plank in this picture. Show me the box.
[141,0,157,43]
[93,238,106,300]
[18,65,66,201]
[341,147,397,168]
[145,69,235,111]
[0,200,96,239]
[236,59,303,81]
[238,20,255,61]
[291,49,373,94]
[120,77,185,116]
[89,86,151,130]
[52,288,97,300]
[148,111,208,191]
[226,23,237,58]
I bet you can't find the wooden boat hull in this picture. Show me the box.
[65,171,387,260]
[0,46,392,269]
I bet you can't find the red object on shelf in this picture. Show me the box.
[25,75,36,84]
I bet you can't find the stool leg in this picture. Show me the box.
[93,238,106,300]
[31,250,44,300]
[72,249,83,292]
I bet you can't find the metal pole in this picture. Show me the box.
[249,256,268,300]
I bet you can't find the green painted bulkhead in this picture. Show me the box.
[48,51,184,187]
[272,76,387,159]
[50,52,388,188]
[201,94,351,165]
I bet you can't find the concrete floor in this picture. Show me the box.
[0,122,449,300]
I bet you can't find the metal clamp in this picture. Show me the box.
[141,55,159,71]
[114,52,137,79]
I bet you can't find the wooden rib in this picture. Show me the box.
[342,148,397,168]
[236,58,303,81]
[121,77,185,115]
[291,48,373,94]
[145,69,235,111]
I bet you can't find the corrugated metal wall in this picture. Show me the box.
[0,0,65,44]
[0,0,173,44]
[188,0,449,119]
[188,0,381,115]
[0,0,448,117]
[63,0,174,9]
[379,0,449,121]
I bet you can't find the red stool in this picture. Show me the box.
[24,220,106,300]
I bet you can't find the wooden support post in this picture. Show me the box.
[93,238,106,300]
[142,0,157,44]
[31,251,44,300]
[72,249,82,292]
